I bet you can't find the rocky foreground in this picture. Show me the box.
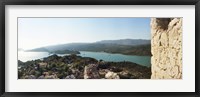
[18,54,151,79]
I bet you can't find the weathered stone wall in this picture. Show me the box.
[151,18,182,79]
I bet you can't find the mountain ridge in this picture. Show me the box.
[27,39,151,56]
[96,39,150,46]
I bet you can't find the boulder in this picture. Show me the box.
[39,62,48,68]
[44,74,58,79]
[118,71,131,79]
[99,69,110,78]
[65,74,76,79]
[105,71,120,79]
[84,64,100,79]
[25,75,36,79]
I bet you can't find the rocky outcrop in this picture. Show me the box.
[18,54,151,79]
[38,62,48,68]
[65,74,76,79]
[24,75,36,79]
[151,18,182,79]
[105,71,120,79]
[84,64,100,79]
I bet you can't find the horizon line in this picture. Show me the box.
[19,38,151,50]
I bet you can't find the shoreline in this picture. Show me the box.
[18,54,151,79]
[18,51,151,67]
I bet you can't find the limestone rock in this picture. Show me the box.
[44,74,58,79]
[65,74,76,79]
[118,71,130,79]
[99,69,109,78]
[24,75,36,79]
[105,71,120,79]
[151,18,182,79]
[84,64,100,79]
[38,62,48,68]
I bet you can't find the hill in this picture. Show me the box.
[96,39,150,46]
[27,39,151,56]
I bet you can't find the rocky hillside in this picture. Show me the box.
[18,54,151,79]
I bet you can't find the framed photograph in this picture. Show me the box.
[0,0,199,96]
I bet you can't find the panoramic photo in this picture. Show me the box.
[18,17,182,79]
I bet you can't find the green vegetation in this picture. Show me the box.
[79,44,151,56]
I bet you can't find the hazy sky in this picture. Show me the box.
[18,18,151,50]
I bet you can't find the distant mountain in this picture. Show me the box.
[27,39,151,56]
[28,43,90,52]
[28,47,49,52]
[96,39,150,46]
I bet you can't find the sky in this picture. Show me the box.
[18,18,151,50]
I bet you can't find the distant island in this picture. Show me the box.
[18,54,151,79]
[27,39,151,56]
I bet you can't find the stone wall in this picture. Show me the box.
[151,18,182,79]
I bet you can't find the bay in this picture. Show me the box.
[18,51,151,67]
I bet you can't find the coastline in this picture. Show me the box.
[18,54,151,79]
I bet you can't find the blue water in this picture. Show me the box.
[18,51,151,67]
[79,51,151,67]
